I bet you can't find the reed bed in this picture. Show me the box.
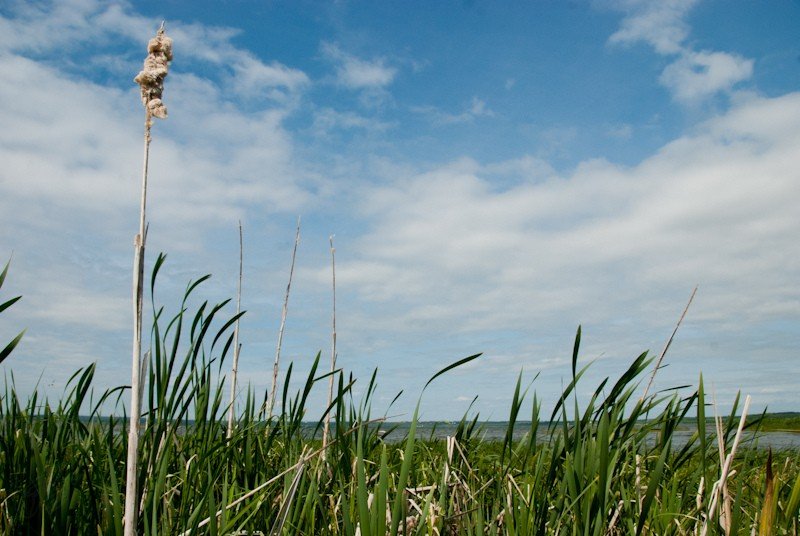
[1,256,799,534]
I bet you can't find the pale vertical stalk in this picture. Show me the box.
[641,285,698,401]
[267,217,301,418]
[322,235,337,451]
[124,110,151,536]
[227,221,244,438]
[701,395,752,536]
[125,24,171,536]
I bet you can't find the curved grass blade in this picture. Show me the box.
[424,353,482,391]
[0,329,25,365]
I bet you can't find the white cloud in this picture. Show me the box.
[412,97,494,125]
[607,0,753,102]
[229,55,310,102]
[0,1,309,105]
[660,50,754,103]
[608,0,698,54]
[606,123,633,140]
[311,107,393,135]
[321,42,397,89]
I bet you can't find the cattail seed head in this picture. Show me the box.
[134,24,172,119]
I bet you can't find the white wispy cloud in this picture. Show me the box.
[321,42,397,89]
[0,1,309,105]
[229,55,310,102]
[659,50,754,103]
[412,97,494,125]
[311,107,393,136]
[608,0,698,54]
[608,0,753,102]
[606,123,634,140]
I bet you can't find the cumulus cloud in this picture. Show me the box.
[608,0,753,102]
[321,42,397,89]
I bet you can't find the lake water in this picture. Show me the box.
[371,421,800,450]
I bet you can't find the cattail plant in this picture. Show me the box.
[124,23,172,536]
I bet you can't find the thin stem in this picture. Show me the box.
[641,285,698,400]
[227,221,244,438]
[124,110,151,536]
[267,217,301,419]
[322,235,337,452]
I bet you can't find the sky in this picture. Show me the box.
[0,0,798,421]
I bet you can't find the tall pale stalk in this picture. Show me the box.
[227,221,244,438]
[322,235,337,451]
[641,285,698,400]
[267,217,301,418]
[125,23,171,536]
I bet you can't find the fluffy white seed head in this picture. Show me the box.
[134,25,172,119]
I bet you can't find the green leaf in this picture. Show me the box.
[0,258,10,289]
[424,352,482,391]
[636,441,670,536]
[572,325,581,380]
[0,329,25,364]
[0,295,21,314]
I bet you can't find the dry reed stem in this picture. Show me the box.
[227,221,244,438]
[443,436,455,485]
[710,389,733,533]
[124,23,171,536]
[268,449,307,536]
[267,217,301,418]
[607,500,625,535]
[701,394,752,536]
[177,451,309,536]
[642,285,698,400]
[322,235,337,453]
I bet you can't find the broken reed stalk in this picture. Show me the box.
[641,285,698,400]
[712,394,732,533]
[124,23,171,536]
[267,217,301,418]
[322,235,337,452]
[227,221,244,438]
[701,394,752,536]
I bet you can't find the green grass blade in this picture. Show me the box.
[0,329,25,364]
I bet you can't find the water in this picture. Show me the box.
[371,421,800,450]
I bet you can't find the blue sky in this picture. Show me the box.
[1,0,798,420]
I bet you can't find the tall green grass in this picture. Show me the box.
[0,257,798,534]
